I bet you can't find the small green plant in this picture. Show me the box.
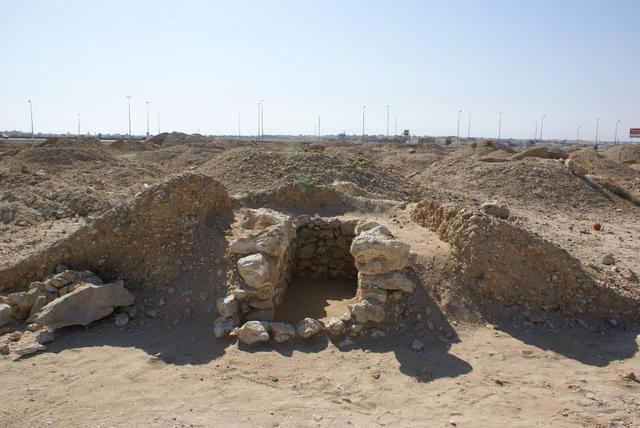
[294,168,314,188]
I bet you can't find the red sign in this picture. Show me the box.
[631,128,640,138]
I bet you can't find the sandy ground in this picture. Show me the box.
[2,319,639,427]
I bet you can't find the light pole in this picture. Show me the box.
[28,100,34,139]
[77,113,81,137]
[318,114,321,137]
[577,125,581,143]
[540,115,546,142]
[157,113,160,134]
[126,96,132,136]
[257,100,264,141]
[614,120,621,143]
[260,100,264,141]
[145,101,150,138]
[595,117,601,145]
[534,122,538,141]
[467,114,471,139]
[498,112,503,141]
[385,105,391,137]
[238,113,241,139]
[456,109,462,147]
[362,105,366,143]
[394,116,397,136]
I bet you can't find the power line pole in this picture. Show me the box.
[498,112,503,141]
[362,105,366,143]
[28,100,34,139]
[126,96,132,136]
[385,105,391,137]
[456,109,462,147]
[145,100,150,138]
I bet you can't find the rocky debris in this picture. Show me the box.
[479,202,510,219]
[602,254,615,265]
[296,318,323,339]
[565,158,586,177]
[622,269,638,282]
[114,312,129,327]
[35,329,55,344]
[270,322,296,343]
[332,180,377,198]
[13,342,46,357]
[217,295,238,318]
[359,271,415,293]
[214,317,235,338]
[35,280,135,329]
[350,300,386,324]
[323,317,345,335]
[237,253,274,289]
[237,321,270,345]
[28,295,48,321]
[412,339,424,351]
[0,343,9,355]
[0,303,12,327]
[350,226,410,275]
[511,146,568,161]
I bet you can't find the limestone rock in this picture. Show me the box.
[350,226,410,275]
[114,312,129,327]
[622,268,638,282]
[0,303,12,327]
[217,295,239,318]
[359,271,415,293]
[479,202,510,219]
[296,318,323,339]
[237,253,273,289]
[323,317,345,335]
[565,158,586,177]
[13,342,46,357]
[35,329,55,344]
[354,221,391,236]
[602,254,615,265]
[237,321,270,345]
[270,322,296,343]
[214,317,235,338]
[350,300,386,324]
[28,295,48,321]
[6,289,42,320]
[35,280,135,329]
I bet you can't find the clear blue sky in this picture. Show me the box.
[1,0,639,140]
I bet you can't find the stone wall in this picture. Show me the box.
[292,216,358,280]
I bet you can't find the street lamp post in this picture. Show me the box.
[385,105,391,137]
[498,112,503,141]
[577,126,581,143]
[362,105,366,143]
[467,114,471,139]
[394,116,397,136]
[126,96,132,137]
[595,117,601,146]
[540,115,546,142]
[146,101,150,138]
[157,113,160,134]
[456,109,462,147]
[534,122,538,141]
[77,113,81,137]
[614,120,621,143]
[318,115,321,137]
[28,100,34,139]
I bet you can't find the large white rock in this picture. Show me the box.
[0,303,12,327]
[35,280,135,329]
[217,294,238,318]
[350,300,386,323]
[323,317,345,335]
[296,318,323,339]
[237,321,270,344]
[270,322,296,343]
[350,226,410,275]
[237,253,273,289]
[359,272,415,293]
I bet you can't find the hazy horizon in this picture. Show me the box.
[2,0,639,141]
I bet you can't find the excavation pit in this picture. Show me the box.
[217,208,416,343]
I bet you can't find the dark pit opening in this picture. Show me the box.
[273,217,358,324]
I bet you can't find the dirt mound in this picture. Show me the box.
[466,139,515,157]
[419,155,614,211]
[148,132,214,147]
[0,173,232,292]
[16,137,115,166]
[569,149,640,199]
[109,139,158,152]
[197,147,423,201]
[604,144,640,164]
[411,197,640,319]
[511,146,567,160]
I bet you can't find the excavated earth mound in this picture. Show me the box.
[604,144,640,165]
[198,147,423,201]
[16,137,115,167]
